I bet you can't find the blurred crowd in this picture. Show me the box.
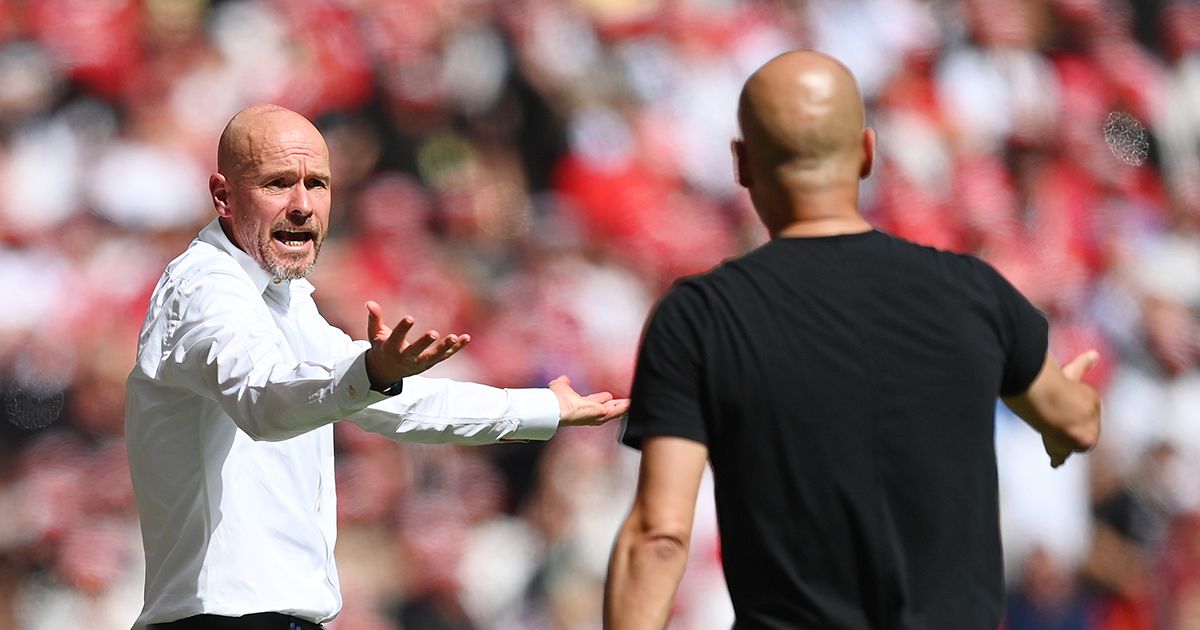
[0,0,1197,628]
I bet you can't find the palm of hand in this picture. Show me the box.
[363,300,471,389]
[549,375,631,427]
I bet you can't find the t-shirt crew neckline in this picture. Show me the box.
[775,229,879,242]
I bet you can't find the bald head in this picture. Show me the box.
[739,51,866,173]
[210,104,333,279]
[217,104,329,181]
[734,51,874,237]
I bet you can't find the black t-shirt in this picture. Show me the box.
[623,230,1048,630]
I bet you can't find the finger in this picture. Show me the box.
[403,330,440,358]
[384,316,416,354]
[366,301,388,342]
[1062,350,1100,382]
[605,398,631,418]
[416,335,460,363]
[1046,441,1070,468]
[584,391,614,404]
[442,335,470,357]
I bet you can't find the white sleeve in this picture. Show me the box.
[310,304,562,444]
[347,375,561,444]
[156,270,380,441]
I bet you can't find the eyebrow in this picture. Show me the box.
[257,169,331,182]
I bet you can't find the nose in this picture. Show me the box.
[287,183,313,221]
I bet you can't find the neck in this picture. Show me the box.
[753,177,868,240]
[758,186,871,238]
[771,216,873,238]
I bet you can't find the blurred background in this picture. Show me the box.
[0,0,1197,627]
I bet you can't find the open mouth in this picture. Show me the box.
[272,229,314,248]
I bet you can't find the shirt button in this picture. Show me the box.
[348,385,358,398]
[272,277,282,285]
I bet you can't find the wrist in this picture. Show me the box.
[552,392,569,425]
[375,378,404,396]
[364,348,401,393]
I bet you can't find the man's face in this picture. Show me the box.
[216,114,332,279]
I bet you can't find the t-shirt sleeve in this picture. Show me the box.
[976,259,1049,396]
[621,283,709,450]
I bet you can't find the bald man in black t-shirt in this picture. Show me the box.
[603,51,1102,630]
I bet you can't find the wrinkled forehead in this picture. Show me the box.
[227,113,330,177]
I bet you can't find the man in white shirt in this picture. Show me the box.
[125,104,629,629]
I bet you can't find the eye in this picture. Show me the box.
[266,178,289,189]
[305,178,328,190]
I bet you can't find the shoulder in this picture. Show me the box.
[640,274,717,346]
[874,230,974,265]
[160,240,257,298]
[685,242,775,286]
[657,265,727,311]
[870,231,1003,285]
[646,242,788,321]
[144,240,264,330]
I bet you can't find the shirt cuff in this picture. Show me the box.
[334,349,388,413]
[503,388,560,442]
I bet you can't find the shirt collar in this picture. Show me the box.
[197,219,316,297]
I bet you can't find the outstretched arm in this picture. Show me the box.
[348,373,629,445]
[348,304,629,444]
[1002,350,1102,468]
[605,436,708,630]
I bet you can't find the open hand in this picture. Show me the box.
[549,375,630,427]
[1044,350,1100,468]
[364,301,471,390]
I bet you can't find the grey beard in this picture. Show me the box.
[256,234,320,280]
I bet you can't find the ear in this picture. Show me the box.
[732,139,752,189]
[860,128,876,180]
[210,173,232,218]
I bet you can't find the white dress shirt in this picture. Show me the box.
[125,220,560,627]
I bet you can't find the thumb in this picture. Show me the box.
[366,301,384,340]
[548,375,572,394]
[547,376,574,421]
[1062,350,1100,382]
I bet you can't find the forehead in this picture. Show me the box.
[236,116,330,173]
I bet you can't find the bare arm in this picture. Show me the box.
[1002,350,1102,468]
[605,436,708,630]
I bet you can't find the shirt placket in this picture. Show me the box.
[264,281,302,361]
[265,281,339,604]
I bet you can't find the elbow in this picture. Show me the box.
[641,534,690,564]
[232,406,313,442]
[631,523,691,563]
[643,530,691,559]
[237,421,295,442]
[224,386,324,442]
[617,509,692,561]
[242,428,289,443]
